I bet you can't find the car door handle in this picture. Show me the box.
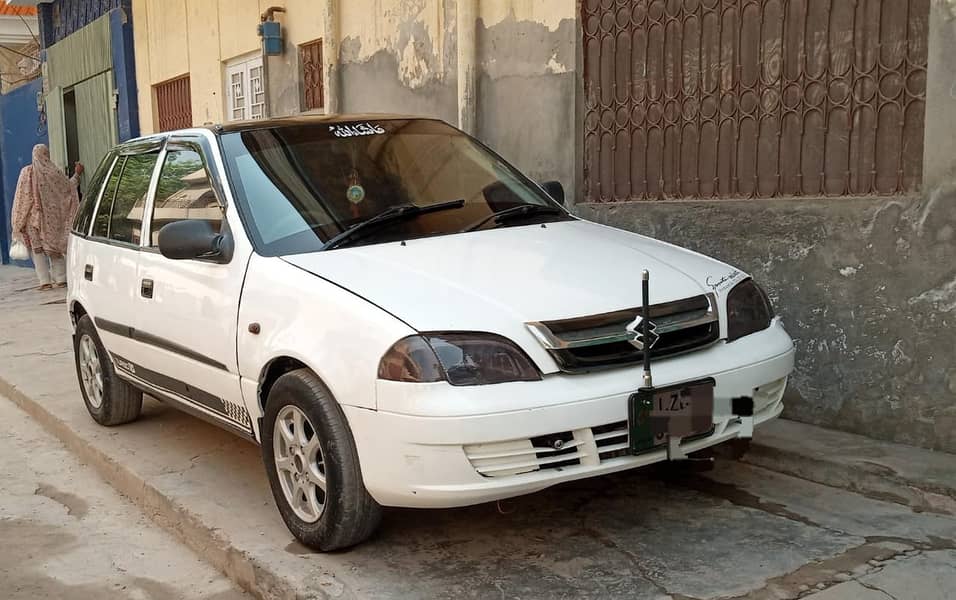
[84,264,94,281]
[141,279,154,299]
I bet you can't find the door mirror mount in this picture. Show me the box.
[541,180,565,205]
[157,220,232,263]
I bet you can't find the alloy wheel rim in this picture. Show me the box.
[273,405,327,523]
[78,335,104,409]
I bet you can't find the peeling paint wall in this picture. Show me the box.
[332,0,577,191]
[337,0,457,122]
[476,14,576,193]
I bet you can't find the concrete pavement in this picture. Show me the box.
[1,265,954,600]
[0,390,248,599]
[745,419,956,516]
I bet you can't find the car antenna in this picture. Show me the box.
[642,269,652,388]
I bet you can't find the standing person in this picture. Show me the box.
[11,144,83,290]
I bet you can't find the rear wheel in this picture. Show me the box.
[261,368,381,551]
[73,315,143,426]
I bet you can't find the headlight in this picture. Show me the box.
[378,333,541,386]
[726,279,774,342]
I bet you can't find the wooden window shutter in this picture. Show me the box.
[300,39,324,111]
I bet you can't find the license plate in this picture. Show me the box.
[628,379,715,454]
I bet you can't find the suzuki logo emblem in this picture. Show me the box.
[625,315,660,351]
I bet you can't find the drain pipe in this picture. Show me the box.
[457,0,477,134]
[323,0,340,114]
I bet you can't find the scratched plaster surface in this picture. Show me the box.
[578,191,956,454]
[335,6,578,195]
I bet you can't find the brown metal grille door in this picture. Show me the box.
[154,75,192,132]
[300,39,324,110]
[582,0,929,202]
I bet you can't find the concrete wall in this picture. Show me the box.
[336,0,457,124]
[262,0,325,118]
[0,78,47,265]
[924,0,956,191]
[475,11,575,192]
[133,0,277,133]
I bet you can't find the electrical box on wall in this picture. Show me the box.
[258,20,283,56]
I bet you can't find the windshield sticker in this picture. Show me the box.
[706,269,744,292]
[347,184,366,204]
[330,123,386,138]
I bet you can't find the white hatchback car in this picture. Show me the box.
[68,116,794,550]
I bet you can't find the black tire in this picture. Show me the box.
[73,315,143,426]
[261,368,382,551]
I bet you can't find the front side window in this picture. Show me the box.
[149,147,222,246]
[220,119,569,255]
[108,153,159,245]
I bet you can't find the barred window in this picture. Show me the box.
[154,75,192,132]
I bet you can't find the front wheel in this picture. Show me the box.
[261,369,381,551]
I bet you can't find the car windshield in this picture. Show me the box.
[219,119,569,255]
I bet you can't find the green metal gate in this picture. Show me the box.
[45,14,117,191]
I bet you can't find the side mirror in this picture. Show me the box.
[542,180,565,205]
[157,220,231,262]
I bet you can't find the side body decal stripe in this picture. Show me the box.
[94,317,229,371]
[111,352,252,434]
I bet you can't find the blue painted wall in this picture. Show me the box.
[38,0,129,49]
[0,79,48,265]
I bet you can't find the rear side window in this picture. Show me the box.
[72,153,114,235]
[92,157,124,239]
[107,153,159,245]
[149,147,222,246]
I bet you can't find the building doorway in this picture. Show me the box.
[62,88,80,177]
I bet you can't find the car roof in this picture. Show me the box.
[115,113,435,152]
[212,113,425,133]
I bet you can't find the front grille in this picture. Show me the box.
[754,377,787,413]
[463,434,591,478]
[593,421,629,461]
[464,419,715,478]
[526,294,719,373]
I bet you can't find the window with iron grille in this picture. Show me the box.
[225,54,266,121]
[582,0,930,201]
[154,75,192,132]
[300,38,324,111]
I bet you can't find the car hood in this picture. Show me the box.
[282,219,747,371]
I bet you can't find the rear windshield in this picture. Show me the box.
[219,119,567,255]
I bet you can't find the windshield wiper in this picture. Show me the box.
[321,199,465,250]
[463,204,564,233]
